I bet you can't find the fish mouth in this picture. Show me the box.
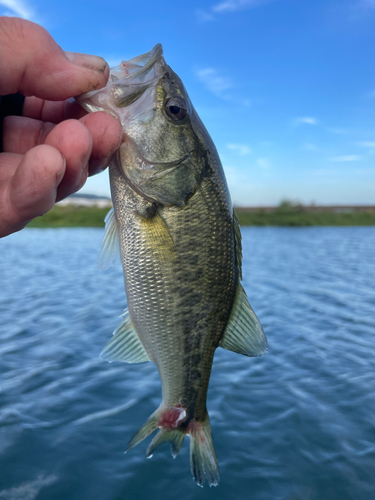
[110,44,164,86]
[78,44,167,116]
[109,44,166,108]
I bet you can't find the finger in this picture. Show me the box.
[23,96,87,124]
[0,146,65,237]
[79,112,123,176]
[3,112,122,177]
[3,116,55,154]
[43,120,92,200]
[6,118,92,186]
[0,152,23,180]
[0,18,109,100]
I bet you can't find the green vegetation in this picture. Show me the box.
[27,201,375,228]
[236,201,375,226]
[27,205,108,228]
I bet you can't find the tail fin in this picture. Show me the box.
[125,409,159,453]
[125,407,186,459]
[146,428,185,459]
[189,416,219,487]
[125,407,219,487]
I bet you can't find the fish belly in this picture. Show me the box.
[111,163,237,420]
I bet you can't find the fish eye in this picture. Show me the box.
[165,97,187,121]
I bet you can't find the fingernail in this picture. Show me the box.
[64,51,108,73]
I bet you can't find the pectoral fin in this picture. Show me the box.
[100,310,151,363]
[98,208,120,270]
[219,283,268,357]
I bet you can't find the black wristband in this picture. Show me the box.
[0,93,26,152]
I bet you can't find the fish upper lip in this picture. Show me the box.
[114,44,164,83]
[75,44,166,118]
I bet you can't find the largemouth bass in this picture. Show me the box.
[78,44,267,487]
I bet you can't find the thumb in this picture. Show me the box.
[0,17,109,100]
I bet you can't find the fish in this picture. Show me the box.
[77,44,268,487]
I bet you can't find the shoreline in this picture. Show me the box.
[26,204,375,228]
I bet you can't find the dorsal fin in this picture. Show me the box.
[100,310,151,363]
[98,208,120,270]
[219,283,268,357]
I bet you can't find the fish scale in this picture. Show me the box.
[112,160,236,415]
[77,43,268,487]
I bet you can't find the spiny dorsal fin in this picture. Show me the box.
[100,310,151,363]
[220,283,268,357]
[98,208,120,270]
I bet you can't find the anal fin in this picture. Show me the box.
[100,310,150,363]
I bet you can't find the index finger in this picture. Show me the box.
[23,96,87,124]
[0,18,109,100]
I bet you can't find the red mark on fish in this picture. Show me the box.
[158,406,186,429]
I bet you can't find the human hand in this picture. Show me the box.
[0,17,122,238]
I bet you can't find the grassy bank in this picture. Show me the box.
[27,205,109,228]
[235,203,375,226]
[27,202,375,228]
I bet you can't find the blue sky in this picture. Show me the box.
[1,0,375,206]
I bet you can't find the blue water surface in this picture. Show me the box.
[0,227,374,500]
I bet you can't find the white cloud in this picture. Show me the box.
[326,127,351,134]
[302,142,319,151]
[197,0,277,22]
[345,0,375,22]
[223,165,239,185]
[356,141,375,147]
[294,116,318,126]
[0,0,34,19]
[241,98,252,107]
[257,157,271,168]
[213,0,269,13]
[196,68,233,97]
[226,143,251,155]
[195,9,215,21]
[356,0,375,9]
[329,155,361,162]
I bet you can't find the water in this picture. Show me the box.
[0,227,374,500]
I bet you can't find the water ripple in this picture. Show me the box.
[0,227,374,499]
